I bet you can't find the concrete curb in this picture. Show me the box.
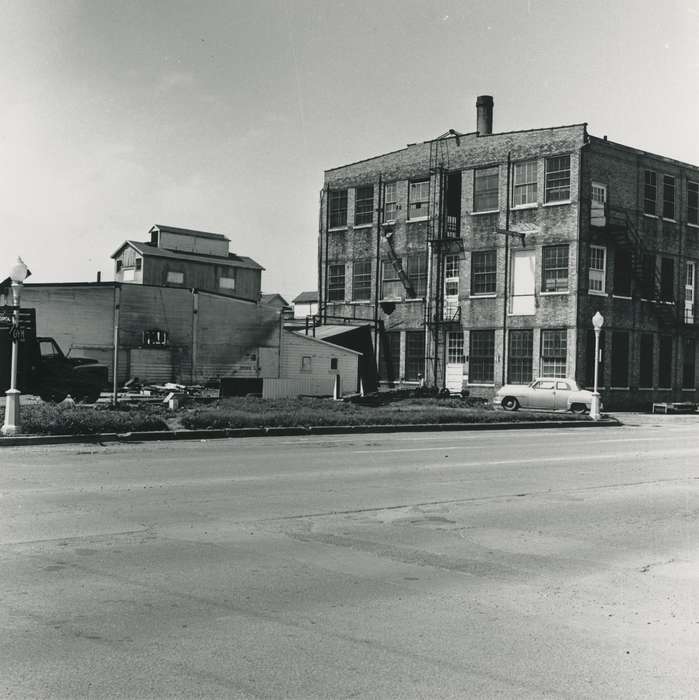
[0,416,621,447]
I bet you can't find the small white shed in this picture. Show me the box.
[263,330,361,398]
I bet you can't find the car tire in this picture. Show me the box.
[502,396,519,411]
[570,403,587,414]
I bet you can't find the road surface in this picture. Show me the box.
[2,416,698,698]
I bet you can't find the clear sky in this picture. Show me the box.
[2,0,698,300]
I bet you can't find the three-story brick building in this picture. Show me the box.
[318,96,699,408]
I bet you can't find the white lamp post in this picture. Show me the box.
[2,257,30,436]
[590,311,604,421]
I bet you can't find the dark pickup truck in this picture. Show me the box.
[1,307,108,402]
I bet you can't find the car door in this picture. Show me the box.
[554,380,573,410]
[529,379,555,409]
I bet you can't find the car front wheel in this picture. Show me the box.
[502,396,519,411]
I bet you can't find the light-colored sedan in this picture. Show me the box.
[493,378,598,413]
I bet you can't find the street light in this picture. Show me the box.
[590,311,604,421]
[2,257,29,436]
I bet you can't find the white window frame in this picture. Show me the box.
[447,331,464,364]
[301,356,312,372]
[588,245,607,295]
[686,261,696,324]
[384,182,398,222]
[544,155,571,203]
[591,182,607,205]
[408,180,429,220]
[473,166,499,213]
[512,160,537,208]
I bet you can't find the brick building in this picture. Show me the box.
[318,96,699,408]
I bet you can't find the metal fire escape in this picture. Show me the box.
[426,133,464,388]
[594,203,681,328]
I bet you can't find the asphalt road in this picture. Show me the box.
[2,416,699,698]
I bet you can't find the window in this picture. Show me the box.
[662,175,676,220]
[404,331,425,381]
[542,245,569,292]
[682,337,696,389]
[639,333,653,388]
[135,258,142,271]
[644,171,657,215]
[122,268,135,282]
[445,254,460,293]
[658,335,673,387]
[591,182,607,206]
[384,182,397,222]
[379,331,400,381]
[301,356,312,372]
[473,167,499,212]
[688,181,699,226]
[327,264,346,301]
[408,180,429,219]
[469,330,495,383]
[585,329,606,388]
[116,260,123,272]
[512,160,537,207]
[540,329,567,378]
[167,271,184,284]
[328,189,348,228]
[330,358,338,370]
[447,331,464,364]
[611,331,630,387]
[588,245,606,294]
[352,260,372,301]
[470,250,496,295]
[354,185,374,225]
[544,155,571,203]
[508,329,533,384]
[591,182,607,226]
[406,253,427,297]
[660,257,674,301]
[219,275,236,290]
[613,249,632,297]
[381,259,403,299]
[686,261,696,324]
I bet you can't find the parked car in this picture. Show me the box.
[493,378,599,413]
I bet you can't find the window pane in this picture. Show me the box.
[545,155,571,202]
[542,245,569,292]
[682,337,696,389]
[658,335,672,387]
[541,329,567,377]
[352,261,372,300]
[639,334,653,387]
[328,264,345,301]
[408,180,429,219]
[644,171,656,215]
[469,330,495,383]
[404,331,425,380]
[384,182,397,221]
[379,331,401,381]
[588,245,606,293]
[474,167,499,212]
[688,181,699,226]
[407,253,427,297]
[329,189,348,227]
[381,259,403,299]
[613,249,632,296]
[447,331,464,363]
[512,160,537,206]
[355,185,374,225]
[471,250,496,295]
[508,329,533,384]
[662,175,675,220]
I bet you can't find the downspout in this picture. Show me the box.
[373,175,383,375]
[191,289,199,383]
[501,152,511,386]
[323,185,330,324]
[111,283,121,405]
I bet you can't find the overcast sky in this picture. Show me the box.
[2,0,698,299]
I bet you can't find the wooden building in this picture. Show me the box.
[112,225,263,302]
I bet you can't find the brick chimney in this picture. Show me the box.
[476,95,493,136]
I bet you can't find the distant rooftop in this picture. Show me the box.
[293,290,319,304]
[149,224,230,242]
[112,241,264,270]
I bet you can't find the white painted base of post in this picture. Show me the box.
[590,392,601,421]
[1,389,21,436]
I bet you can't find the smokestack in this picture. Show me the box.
[476,95,493,136]
[96,271,101,282]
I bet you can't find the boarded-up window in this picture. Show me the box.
[219,275,235,289]
[379,331,401,381]
[613,249,632,297]
[301,356,312,372]
[167,271,184,284]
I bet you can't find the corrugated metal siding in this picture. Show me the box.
[263,377,335,399]
[129,348,174,383]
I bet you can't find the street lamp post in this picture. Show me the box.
[590,311,604,421]
[2,258,30,437]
